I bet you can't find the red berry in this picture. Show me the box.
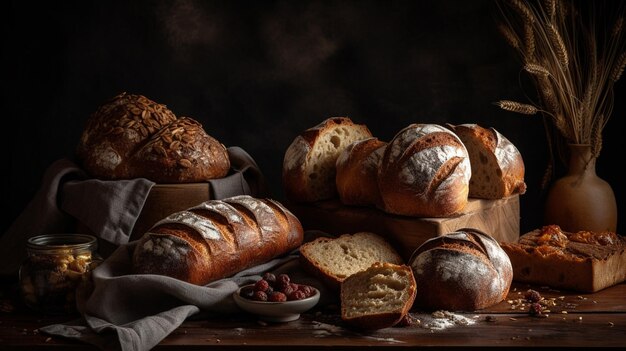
[262,272,277,287]
[254,279,270,292]
[282,284,296,296]
[288,290,306,301]
[529,302,543,316]
[298,285,315,297]
[524,289,542,303]
[268,291,287,302]
[277,273,290,285]
[253,291,268,301]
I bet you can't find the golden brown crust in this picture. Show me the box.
[377,124,471,217]
[500,225,626,292]
[409,228,513,311]
[447,123,526,199]
[282,117,373,203]
[335,137,387,207]
[77,92,230,183]
[131,196,304,285]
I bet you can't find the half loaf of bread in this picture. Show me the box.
[282,117,372,203]
[447,123,526,199]
[341,262,417,330]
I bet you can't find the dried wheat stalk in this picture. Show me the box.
[495,0,625,162]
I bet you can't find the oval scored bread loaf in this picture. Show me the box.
[132,195,304,285]
[282,117,373,203]
[299,232,404,291]
[335,137,387,206]
[77,92,230,182]
[340,262,417,330]
[408,228,513,311]
[447,123,526,199]
[377,123,471,217]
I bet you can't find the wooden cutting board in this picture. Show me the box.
[287,195,520,260]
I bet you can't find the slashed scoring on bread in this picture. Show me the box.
[409,228,512,311]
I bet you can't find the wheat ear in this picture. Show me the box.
[496,100,539,115]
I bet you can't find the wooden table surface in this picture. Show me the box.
[1,280,625,350]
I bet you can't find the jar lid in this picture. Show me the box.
[27,234,98,251]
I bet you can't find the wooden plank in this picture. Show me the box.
[287,195,520,260]
[2,283,624,349]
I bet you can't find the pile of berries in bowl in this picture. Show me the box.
[233,272,320,322]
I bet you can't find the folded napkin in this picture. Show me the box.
[40,231,333,351]
[0,146,267,276]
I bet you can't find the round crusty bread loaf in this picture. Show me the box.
[408,228,513,311]
[282,117,373,203]
[335,137,387,207]
[299,232,404,291]
[76,92,230,183]
[341,262,416,330]
[447,123,526,199]
[377,123,471,217]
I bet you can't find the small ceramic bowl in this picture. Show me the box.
[232,284,320,322]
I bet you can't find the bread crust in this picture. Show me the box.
[335,137,387,206]
[282,117,373,203]
[77,92,230,182]
[377,124,471,217]
[408,228,513,311]
[132,196,304,285]
[447,123,526,199]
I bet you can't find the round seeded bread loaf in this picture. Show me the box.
[76,92,230,183]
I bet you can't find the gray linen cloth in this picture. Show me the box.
[39,234,331,351]
[0,146,267,276]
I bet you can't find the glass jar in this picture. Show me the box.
[19,234,102,314]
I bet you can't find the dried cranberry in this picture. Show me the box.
[524,289,542,303]
[268,291,287,302]
[288,290,307,301]
[254,279,270,292]
[262,272,277,287]
[253,291,268,302]
[528,302,543,316]
[298,285,315,297]
[275,274,291,291]
[282,284,296,296]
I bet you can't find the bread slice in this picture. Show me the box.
[341,262,416,330]
[299,232,403,290]
[500,225,626,292]
[447,123,526,199]
[282,117,372,203]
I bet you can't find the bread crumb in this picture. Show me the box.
[509,317,517,321]
[608,322,614,327]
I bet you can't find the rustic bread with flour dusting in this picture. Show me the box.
[341,262,416,330]
[377,123,471,217]
[409,228,512,311]
[299,232,403,291]
[77,92,230,183]
[282,117,373,203]
[447,123,526,199]
[335,137,387,206]
[132,195,304,285]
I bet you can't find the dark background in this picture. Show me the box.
[2,0,624,237]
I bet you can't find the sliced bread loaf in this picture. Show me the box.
[447,123,526,199]
[341,262,417,330]
[299,232,403,290]
[282,117,372,203]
